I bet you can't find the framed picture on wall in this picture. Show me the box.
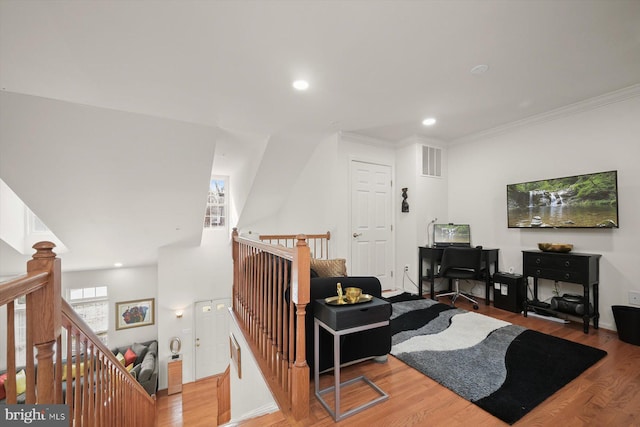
[115,298,155,330]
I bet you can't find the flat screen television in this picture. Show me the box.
[507,170,619,228]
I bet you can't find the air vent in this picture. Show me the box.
[421,145,442,177]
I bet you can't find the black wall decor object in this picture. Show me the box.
[401,187,409,212]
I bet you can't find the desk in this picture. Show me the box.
[418,246,499,303]
[314,298,390,422]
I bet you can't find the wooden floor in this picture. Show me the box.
[156,376,219,427]
[156,298,640,426]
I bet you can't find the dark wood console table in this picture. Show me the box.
[522,250,601,333]
[418,246,499,303]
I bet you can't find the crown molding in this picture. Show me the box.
[397,135,446,149]
[452,84,640,145]
[339,131,395,148]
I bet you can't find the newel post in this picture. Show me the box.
[27,241,61,403]
[291,234,310,419]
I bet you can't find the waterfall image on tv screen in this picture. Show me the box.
[507,170,619,228]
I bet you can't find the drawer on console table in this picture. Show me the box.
[524,253,587,270]
[523,266,586,283]
[522,251,600,285]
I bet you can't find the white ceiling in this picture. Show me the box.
[1,1,640,274]
[3,1,640,141]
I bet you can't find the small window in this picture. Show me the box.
[67,286,109,347]
[11,287,109,365]
[204,177,227,229]
[70,288,84,300]
[13,301,27,366]
[26,210,49,233]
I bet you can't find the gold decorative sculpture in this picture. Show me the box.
[337,282,345,304]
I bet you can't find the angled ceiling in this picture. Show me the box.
[0,92,217,275]
[1,1,640,274]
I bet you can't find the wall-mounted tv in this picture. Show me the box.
[507,170,619,228]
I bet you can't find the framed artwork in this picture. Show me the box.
[116,298,155,330]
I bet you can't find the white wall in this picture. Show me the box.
[237,133,341,237]
[0,179,26,254]
[228,311,278,423]
[394,137,449,292]
[213,129,269,231]
[253,131,455,291]
[259,94,640,327]
[238,133,324,229]
[447,94,640,330]
[253,132,398,279]
[156,230,233,390]
[395,142,418,293]
[62,265,158,350]
[269,133,340,241]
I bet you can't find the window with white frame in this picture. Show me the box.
[204,177,227,229]
[68,286,109,346]
[13,298,27,367]
[10,287,108,365]
[26,210,49,233]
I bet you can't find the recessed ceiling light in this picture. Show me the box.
[114,262,123,268]
[471,64,489,75]
[422,117,437,126]
[292,80,309,91]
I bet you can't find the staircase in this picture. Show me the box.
[0,241,155,426]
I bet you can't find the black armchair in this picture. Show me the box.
[437,246,483,309]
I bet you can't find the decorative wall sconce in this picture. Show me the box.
[401,188,409,213]
[175,310,183,318]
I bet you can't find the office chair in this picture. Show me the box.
[437,246,483,310]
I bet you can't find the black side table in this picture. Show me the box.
[313,297,390,422]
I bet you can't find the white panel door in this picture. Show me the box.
[194,298,230,379]
[350,161,393,289]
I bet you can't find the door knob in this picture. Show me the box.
[196,338,200,347]
[353,232,362,238]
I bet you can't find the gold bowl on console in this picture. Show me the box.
[538,243,574,253]
[344,287,363,304]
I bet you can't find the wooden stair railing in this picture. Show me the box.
[0,241,155,427]
[217,365,231,425]
[61,298,155,426]
[0,242,61,406]
[259,231,330,260]
[232,228,312,420]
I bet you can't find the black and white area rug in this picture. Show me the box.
[389,296,607,425]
